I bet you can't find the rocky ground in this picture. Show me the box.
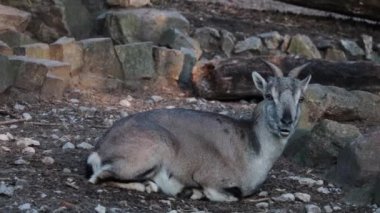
[1,0,380,212]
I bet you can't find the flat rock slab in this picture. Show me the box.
[78,37,123,89]
[101,8,189,44]
[50,37,84,75]
[154,46,185,81]
[115,42,155,80]
[9,56,70,92]
[14,43,50,60]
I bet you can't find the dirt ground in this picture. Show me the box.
[1,0,379,212]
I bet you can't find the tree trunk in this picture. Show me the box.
[275,0,380,22]
[192,56,380,100]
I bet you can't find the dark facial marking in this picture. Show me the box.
[239,120,261,154]
[281,108,293,125]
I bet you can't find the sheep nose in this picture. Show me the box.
[281,117,293,125]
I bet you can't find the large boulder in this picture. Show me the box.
[305,84,380,123]
[0,29,36,47]
[335,130,380,186]
[234,36,263,54]
[287,34,322,59]
[178,47,197,90]
[0,0,101,42]
[0,4,30,32]
[340,39,365,59]
[220,29,236,57]
[78,37,123,89]
[327,130,380,205]
[0,55,16,93]
[193,27,221,53]
[159,28,202,59]
[258,31,283,50]
[100,8,189,45]
[324,47,347,61]
[285,119,362,168]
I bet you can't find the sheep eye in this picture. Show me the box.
[299,96,305,103]
[265,94,273,100]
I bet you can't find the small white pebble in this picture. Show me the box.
[305,204,321,213]
[42,157,55,165]
[120,111,129,117]
[62,142,75,150]
[315,180,324,186]
[185,97,197,103]
[22,113,32,120]
[323,205,333,213]
[76,142,94,150]
[272,193,295,202]
[258,191,268,197]
[22,147,36,155]
[255,202,269,209]
[332,205,342,211]
[95,204,106,213]
[317,187,330,194]
[151,95,163,102]
[119,99,131,107]
[16,138,40,147]
[70,99,79,104]
[18,203,31,210]
[14,103,26,111]
[294,192,311,203]
[63,168,71,173]
[1,146,10,152]
[159,199,171,206]
[0,134,9,141]
[14,158,29,165]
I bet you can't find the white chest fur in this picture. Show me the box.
[242,126,287,196]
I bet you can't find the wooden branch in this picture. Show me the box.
[27,122,62,126]
[0,119,62,126]
[275,0,380,22]
[244,197,271,203]
[0,119,26,126]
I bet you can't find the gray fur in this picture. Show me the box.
[87,62,311,202]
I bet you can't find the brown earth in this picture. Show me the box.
[1,0,379,212]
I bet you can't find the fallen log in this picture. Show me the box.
[274,0,380,22]
[192,56,380,100]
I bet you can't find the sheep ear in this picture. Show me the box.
[252,72,267,94]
